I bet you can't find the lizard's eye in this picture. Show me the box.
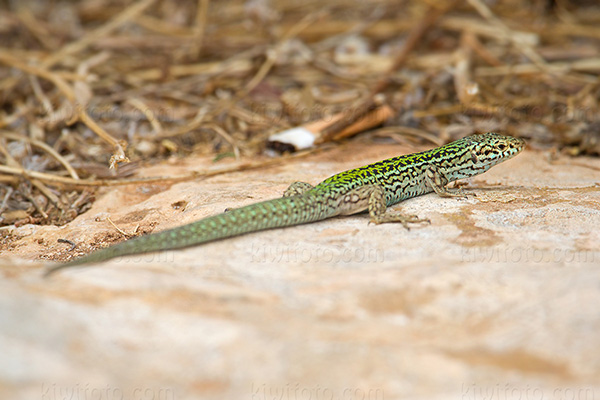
[497,143,507,151]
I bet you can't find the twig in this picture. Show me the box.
[372,126,444,147]
[0,50,129,166]
[243,10,327,94]
[191,0,210,59]
[204,124,242,159]
[475,58,600,77]
[41,0,156,68]
[461,31,503,67]
[466,0,548,70]
[319,2,457,142]
[441,16,539,46]
[130,59,254,81]
[0,146,329,187]
[453,32,478,105]
[126,98,164,135]
[106,217,135,238]
[0,187,13,215]
[77,110,129,169]
[57,238,77,251]
[155,107,209,139]
[0,50,76,102]
[15,7,60,50]
[28,75,55,115]
[18,182,49,219]
[0,137,65,209]
[0,130,80,180]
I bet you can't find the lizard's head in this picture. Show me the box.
[440,132,525,179]
[464,132,525,169]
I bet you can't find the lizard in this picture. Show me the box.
[45,132,525,276]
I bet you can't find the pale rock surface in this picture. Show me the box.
[1,141,599,400]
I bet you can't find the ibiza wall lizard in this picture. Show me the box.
[45,132,524,275]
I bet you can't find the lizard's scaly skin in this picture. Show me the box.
[45,132,524,275]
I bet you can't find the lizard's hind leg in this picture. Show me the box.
[283,182,314,197]
[226,181,314,213]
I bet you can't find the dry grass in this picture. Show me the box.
[0,0,599,227]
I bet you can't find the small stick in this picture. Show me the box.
[57,238,77,252]
[0,130,80,180]
[0,146,329,187]
[454,32,478,105]
[243,10,326,94]
[191,0,210,59]
[319,2,457,142]
[106,217,135,238]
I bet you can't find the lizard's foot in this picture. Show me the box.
[364,185,430,229]
[440,188,472,199]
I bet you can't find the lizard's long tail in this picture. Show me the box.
[45,192,330,276]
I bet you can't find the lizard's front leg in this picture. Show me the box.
[424,165,470,198]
